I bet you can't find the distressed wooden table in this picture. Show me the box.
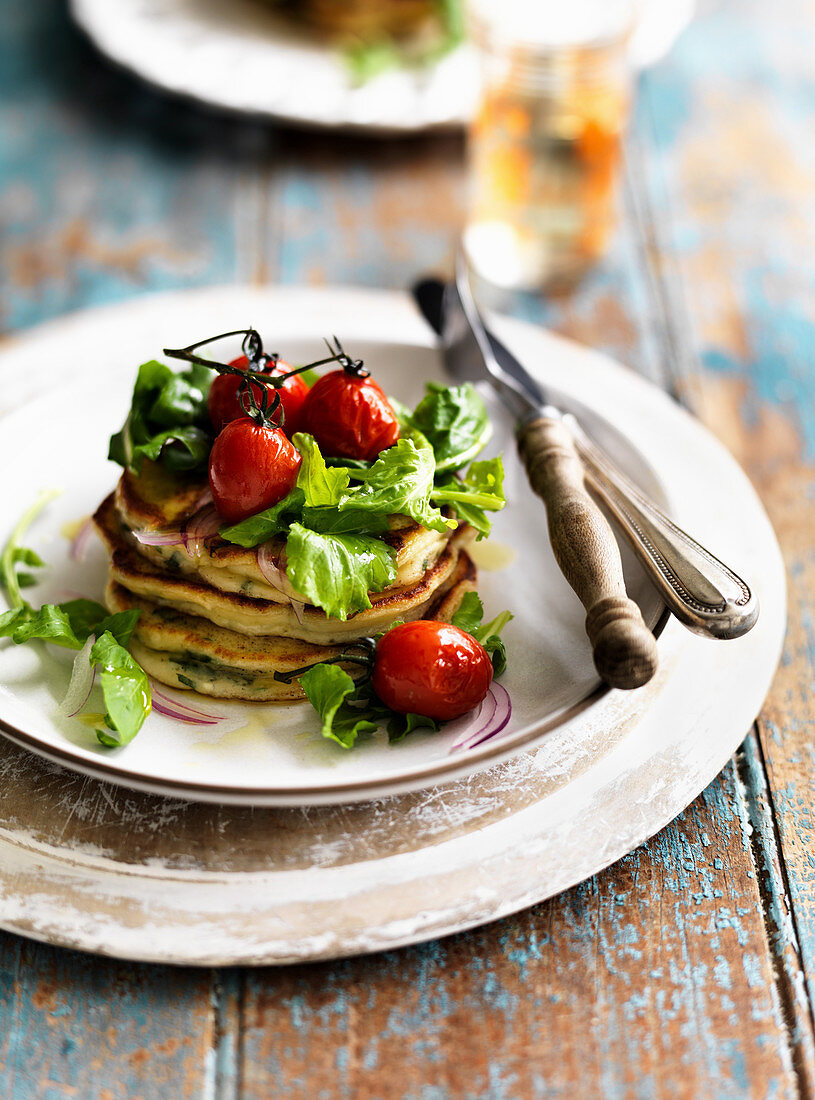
[1,0,813,1095]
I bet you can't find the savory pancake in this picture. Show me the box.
[115,463,450,601]
[95,493,476,645]
[107,550,478,700]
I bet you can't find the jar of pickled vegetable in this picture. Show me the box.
[464,0,636,289]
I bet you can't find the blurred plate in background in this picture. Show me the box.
[70,0,696,134]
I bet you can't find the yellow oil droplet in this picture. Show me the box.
[469,540,516,572]
[61,516,89,541]
[192,712,271,755]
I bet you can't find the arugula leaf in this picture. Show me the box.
[431,457,506,539]
[94,609,141,648]
[406,382,491,472]
[296,663,439,748]
[293,433,351,506]
[219,488,306,547]
[108,359,213,475]
[0,489,58,609]
[386,711,440,743]
[299,664,380,749]
[301,507,390,536]
[285,524,397,619]
[0,599,141,652]
[452,591,513,675]
[90,631,152,748]
[6,604,83,649]
[345,436,453,534]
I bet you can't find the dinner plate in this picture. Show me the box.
[69,0,696,133]
[0,286,670,806]
[0,286,785,964]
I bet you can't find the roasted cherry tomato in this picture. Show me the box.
[208,418,302,524]
[208,356,309,437]
[300,370,400,461]
[371,620,493,721]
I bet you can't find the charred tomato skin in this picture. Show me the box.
[371,620,493,721]
[208,418,302,524]
[208,355,309,437]
[301,371,400,461]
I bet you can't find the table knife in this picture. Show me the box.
[413,262,758,690]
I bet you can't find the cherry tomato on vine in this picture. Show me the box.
[208,356,309,437]
[301,371,400,461]
[371,620,493,721]
[208,418,302,524]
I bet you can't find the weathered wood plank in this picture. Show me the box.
[0,0,251,335]
[0,939,216,1100]
[633,0,815,1087]
[237,762,795,1100]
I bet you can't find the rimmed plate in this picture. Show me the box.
[0,287,785,965]
[0,286,672,806]
[69,0,696,134]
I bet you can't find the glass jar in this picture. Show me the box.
[464,0,636,290]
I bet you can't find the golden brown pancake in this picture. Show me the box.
[114,463,451,602]
[107,551,477,701]
[95,493,475,645]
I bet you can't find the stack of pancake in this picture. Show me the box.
[93,461,477,701]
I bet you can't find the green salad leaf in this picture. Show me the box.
[405,382,491,472]
[299,664,381,749]
[431,456,506,539]
[219,488,306,547]
[298,663,438,748]
[284,524,397,620]
[1,496,151,748]
[108,359,213,475]
[452,591,513,675]
[300,507,390,536]
[293,432,351,506]
[345,435,453,534]
[0,489,57,610]
[90,631,152,747]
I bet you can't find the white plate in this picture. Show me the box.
[69,0,696,134]
[0,286,785,966]
[0,286,669,805]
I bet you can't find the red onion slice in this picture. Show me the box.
[70,517,95,562]
[256,541,288,592]
[449,682,512,753]
[151,700,222,724]
[290,600,308,626]
[150,683,224,723]
[134,528,185,548]
[182,505,221,559]
[59,636,96,718]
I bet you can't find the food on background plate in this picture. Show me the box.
[0,327,511,752]
[269,0,465,82]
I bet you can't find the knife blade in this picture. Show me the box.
[412,263,758,686]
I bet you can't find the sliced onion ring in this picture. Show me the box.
[59,636,96,718]
[448,682,512,753]
[256,541,288,592]
[182,505,221,559]
[134,528,185,548]
[150,683,224,724]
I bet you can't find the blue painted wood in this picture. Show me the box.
[0,0,810,1095]
[0,938,215,1099]
[0,0,245,333]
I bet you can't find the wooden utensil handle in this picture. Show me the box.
[518,416,658,690]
